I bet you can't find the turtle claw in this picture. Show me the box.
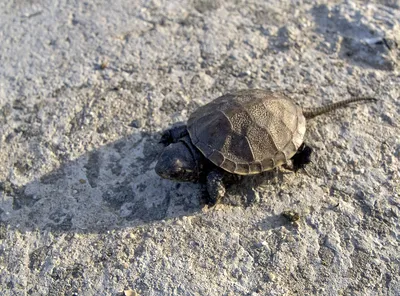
[159,130,173,146]
[159,124,188,146]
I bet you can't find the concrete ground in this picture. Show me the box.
[0,0,399,295]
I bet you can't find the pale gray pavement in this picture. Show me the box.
[0,1,399,295]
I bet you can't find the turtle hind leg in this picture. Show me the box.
[290,143,313,172]
[206,169,226,205]
[159,123,188,146]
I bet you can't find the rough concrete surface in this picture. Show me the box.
[0,0,399,295]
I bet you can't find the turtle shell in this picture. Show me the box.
[187,89,306,175]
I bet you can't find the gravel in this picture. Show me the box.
[0,0,399,295]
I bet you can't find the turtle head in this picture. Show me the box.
[155,141,200,182]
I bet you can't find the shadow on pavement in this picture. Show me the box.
[0,131,205,235]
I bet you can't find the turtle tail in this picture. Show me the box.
[302,97,377,119]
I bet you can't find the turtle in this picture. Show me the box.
[155,89,376,204]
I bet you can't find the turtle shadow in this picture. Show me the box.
[0,131,205,235]
[222,170,284,207]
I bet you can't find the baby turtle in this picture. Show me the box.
[155,89,375,204]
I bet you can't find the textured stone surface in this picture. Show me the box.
[0,0,399,295]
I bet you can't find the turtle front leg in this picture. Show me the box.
[159,123,188,146]
[206,169,226,205]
